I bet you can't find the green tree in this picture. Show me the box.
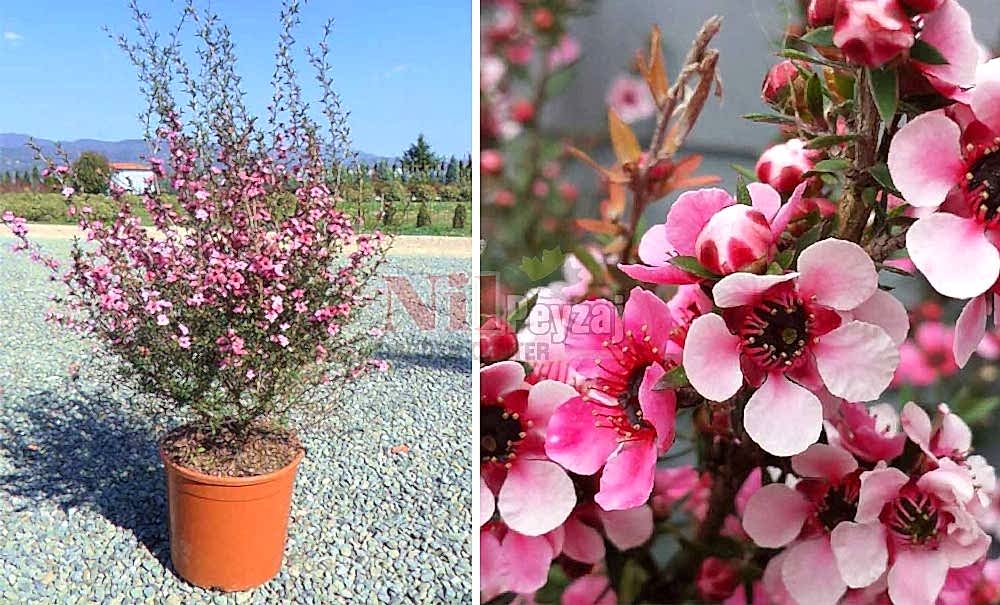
[416,202,432,228]
[444,156,459,184]
[30,166,40,186]
[401,134,438,179]
[72,151,111,194]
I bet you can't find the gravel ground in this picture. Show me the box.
[0,237,472,604]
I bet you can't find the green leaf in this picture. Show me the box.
[910,39,949,65]
[618,560,651,605]
[869,162,900,195]
[776,248,795,268]
[779,48,842,68]
[730,163,758,181]
[653,365,689,391]
[799,25,834,47]
[831,73,856,99]
[953,396,1000,425]
[505,290,539,325]
[808,158,851,174]
[868,67,899,124]
[736,176,752,205]
[668,256,719,279]
[806,73,825,119]
[519,247,565,281]
[805,134,859,149]
[742,112,797,125]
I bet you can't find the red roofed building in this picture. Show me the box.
[110,161,158,194]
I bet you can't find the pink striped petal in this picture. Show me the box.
[683,313,744,402]
[887,112,964,208]
[814,321,898,402]
[665,188,734,255]
[907,213,999,299]
[797,239,877,310]
[744,372,823,456]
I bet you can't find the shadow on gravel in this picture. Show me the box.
[0,389,173,572]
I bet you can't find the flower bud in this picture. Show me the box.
[833,0,914,67]
[808,0,838,25]
[761,60,803,104]
[481,149,504,175]
[755,138,816,194]
[532,7,554,31]
[480,315,518,363]
[695,205,774,275]
[511,99,535,124]
[696,558,741,602]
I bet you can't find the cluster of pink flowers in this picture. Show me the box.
[1,7,388,425]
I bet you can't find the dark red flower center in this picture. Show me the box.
[886,490,942,546]
[965,150,1000,227]
[589,362,657,442]
[480,404,525,463]
[739,294,812,371]
[816,481,860,531]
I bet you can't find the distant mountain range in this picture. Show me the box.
[0,133,395,171]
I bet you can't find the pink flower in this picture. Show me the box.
[61,186,75,198]
[755,139,817,194]
[178,335,191,349]
[480,523,563,599]
[682,238,905,455]
[744,444,880,604]
[887,73,1000,364]
[833,0,913,67]
[480,315,518,363]
[826,401,906,464]
[544,288,678,510]
[156,313,169,326]
[696,557,741,602]
[892,322,959,387]
[619,183,806,285]
[480,361,577,536]
[547,34,580,70]
[650,465,711,519]
[605,75,655,124]
[908,0,979,98]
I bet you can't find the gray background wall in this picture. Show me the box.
[544,0,1000,220]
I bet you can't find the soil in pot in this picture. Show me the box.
[160,421,306,591]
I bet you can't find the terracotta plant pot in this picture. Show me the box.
[160,442,305,591]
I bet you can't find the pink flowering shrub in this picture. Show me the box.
[481,1,1000,603]
[2,1,387,431]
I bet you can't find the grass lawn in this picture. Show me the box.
[0,192,471,237]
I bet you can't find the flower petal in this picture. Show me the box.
[971,58,1000,133]
[480,530,505,600]
[480,475,495,526]
[906,213,999,299]
[595,440,657,511]
[618,261,699,285]
[545,397,619,475]
[850,289,910,346]
[954,294,988,368]
[499,459,576,536]
[857,463,909,523]
[481,360,527,402]
[748,181,781,221]
[917,0,979,95]
[887,549,949,605]
[563,575,616,605]
[797,239,877,310]
[782,538,848,605]
[598,505,654,550]
[814,321,899,402]
[830,521,888,588]
[502,531,557,594]
[562,517,605,564]
[791,443,859,481]
[637,223,672,266]
[887,112,964,208]
[638,364,677,450]
[683,313,744,402]
[743,483,811,548]
[623,286,677,352]
[744,372,823,456]
[665,188,734,255]
[712,272,798,308]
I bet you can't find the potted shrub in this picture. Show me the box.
[3,1,388,591]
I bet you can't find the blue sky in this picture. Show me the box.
[0,1,471,157]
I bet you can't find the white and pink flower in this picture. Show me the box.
[480,361,578,536]
[605,74,655,124]
[755,139,817,194]
[682,238,906,455]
